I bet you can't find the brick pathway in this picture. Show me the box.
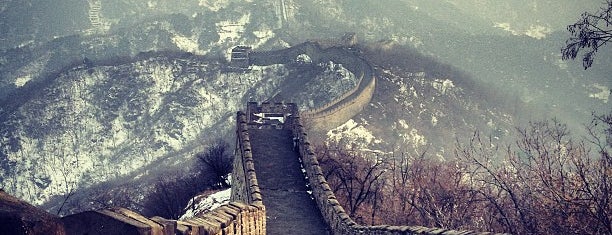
[249,129,330,235]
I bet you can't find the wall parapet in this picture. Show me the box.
[231,111,265,207]
[301,72,364,117]
[0,190,266,235]
[289,116,510,235]
[227,111,267,235]
[301,73,376,131]
[249,41,377,131]
[178,202,265,235]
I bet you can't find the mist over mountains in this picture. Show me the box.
[0,0,609,214]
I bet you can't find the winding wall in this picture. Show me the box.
[301,73,375,130]
[250,42,377,131]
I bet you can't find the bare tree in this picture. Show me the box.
[196,140,233,189]
[143,141,234,218]
[386,151,483,230]
[316,145,386,223]
[582,113,612,234]
[315,115,610,234]
[562,0,612,69]
[456,117,612,234]
[143,176,189,219]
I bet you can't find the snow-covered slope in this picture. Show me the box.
[0,57,289,205]
[0,48,363,212]
[327,64,514,158]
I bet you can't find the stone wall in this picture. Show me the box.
[1,39,505,234]
[176,202,266,235]
[60,202,265,235]
[249,41,378,132]
[300,72,364,116]
[1,108,509,235]
[230,111,265,207]
[290,117,509,235]
[301,74,376,131]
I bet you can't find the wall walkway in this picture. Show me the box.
[249,128,329,234]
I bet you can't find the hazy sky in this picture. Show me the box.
[407,0,605,31]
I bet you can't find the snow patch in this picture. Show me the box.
[494,22,519,35]
[525,25,551,40]
[397,120,427,149]
[172,35,204,54]
[432,79,455,94]
[180,188,231,220]
[494,22,551,39]
[589,84,610,103]
[409,36,423,48]
[398,119,410,129]
[12,52,51,87]
[14,75,32,87]
[327,119,380,149]
[431,115,438,127]
[296,54,312,64]
[251,27,275,49]
[216,13,250,45]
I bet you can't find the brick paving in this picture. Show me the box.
[249,129,330,235]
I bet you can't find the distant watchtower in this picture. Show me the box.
[246,102,298,129]
[230,46,252,69]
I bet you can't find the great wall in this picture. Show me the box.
[248,42,377,131]
[0,43,508,234]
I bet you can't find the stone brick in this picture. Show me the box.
[176,220,201,235]
[185,217,220,235]
[0,191,65,235]
[231,102,506,235]
[62,210,152,235]
[108,207,164,235]
[149,216,176,235]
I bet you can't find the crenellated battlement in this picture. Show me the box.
[227,101,509,234]
[244,102,298,129]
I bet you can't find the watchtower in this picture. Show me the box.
[246,102,298,129]
[230,46,252,69]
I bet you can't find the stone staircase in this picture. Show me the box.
[249,129,330,234]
